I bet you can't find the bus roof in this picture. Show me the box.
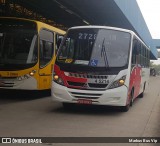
[69,25,150,50]
[69,25,134,34]
[0,17,65,35]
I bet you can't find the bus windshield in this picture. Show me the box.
[0,19,38,69]
[57,28,131,68]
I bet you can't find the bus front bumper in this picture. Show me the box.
[0,77,37,90]
[51,82,128,106]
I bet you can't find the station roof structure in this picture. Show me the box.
[1,0,159,59]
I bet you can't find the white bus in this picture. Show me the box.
[51,26,150,112]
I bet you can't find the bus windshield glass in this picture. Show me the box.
[0,18,38,68]
[57,28,131,68]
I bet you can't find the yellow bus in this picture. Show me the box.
[0,17,65,90]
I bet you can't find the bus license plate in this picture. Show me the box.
[77,99,92,104]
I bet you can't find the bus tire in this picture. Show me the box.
[120,104,130,112]
[120,89,134,112]
[139,83,145,98]
[130,89,134,106]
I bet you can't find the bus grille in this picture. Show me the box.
[88,83,108,88]
[0,82,14,87]
[67,82,108,89]
[68,73,108,79]
[67,81,85,87]
[69,92,102,99]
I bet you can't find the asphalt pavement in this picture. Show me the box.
[0,76,160,146]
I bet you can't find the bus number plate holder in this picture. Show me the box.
[77,99,92,104]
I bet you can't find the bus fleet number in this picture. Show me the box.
[94,79,109,84]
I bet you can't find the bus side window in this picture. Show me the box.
[132,39,140,66]
[132,40,137,65]
[136,42,140,65]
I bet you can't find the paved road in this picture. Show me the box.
[0,77,160,146]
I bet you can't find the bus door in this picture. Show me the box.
[39,29,55,90]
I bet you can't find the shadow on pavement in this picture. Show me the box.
[0,89,51,104]
[51,104,125,115]
[50,96,142,115]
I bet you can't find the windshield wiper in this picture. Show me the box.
[101,38,110,70]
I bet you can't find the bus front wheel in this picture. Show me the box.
[120,104,130,112]
[139,83,146,98]
[120,89,134,112]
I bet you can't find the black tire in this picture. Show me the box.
[130,89,134,106]
[139,92,144,98]
[139,83,145,98]
[120,104,130,112]
[120,89,134,112]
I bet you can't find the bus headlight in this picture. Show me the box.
[53,75,59,80]
[108,75,126,89]
[29,70,36,76]
[53,74,64,86]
